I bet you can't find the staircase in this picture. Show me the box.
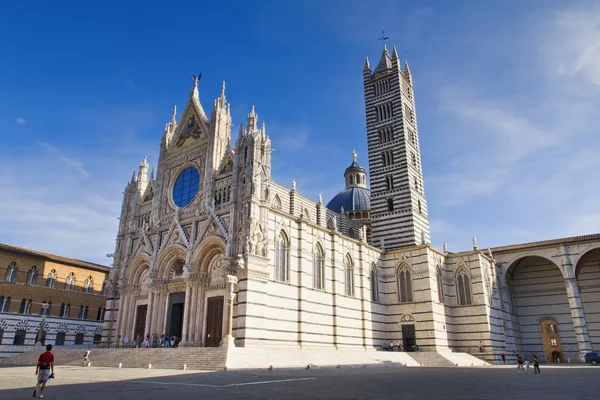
[0,348,228,371]
[407,352,456,367]
[226,347,421,369]
[438,351,489,366]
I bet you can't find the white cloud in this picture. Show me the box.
[38,141,90,178]
[16,118,27,124]
[426,3,600,249]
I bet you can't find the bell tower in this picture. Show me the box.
[363,45,430,249]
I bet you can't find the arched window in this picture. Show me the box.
[370,264,379,302]
[274,231,289,282]
[46,270,57,288]
[83,276,93,293]
[436,266,444,304]
[60,303,70,318]
[344,254,355,297]
[456,268,472,305]
[313,244,325,290]
[4,262,18,282]
[397,267,413,303]
[0,296,11,312]
[101,281,107,296]
[55,332,66,345]
[19,298,32,313]
[65,273,75,290]
[26,266,38,285]
[418,200,422,214]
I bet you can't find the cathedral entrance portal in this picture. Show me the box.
[166,292,185,339]
[134,305,147,344]
[205,296,224,347]
[402,324,416,352]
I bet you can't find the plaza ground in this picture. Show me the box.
[0,364,596,399]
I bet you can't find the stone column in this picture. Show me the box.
[117,293,129,343]
[222,275,238,347]
[144,290,154,339]
[181,281,192,343]
[565,277,593,360]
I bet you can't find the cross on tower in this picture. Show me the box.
[378,30,389,44]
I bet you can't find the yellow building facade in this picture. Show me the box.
[0,243,110,357]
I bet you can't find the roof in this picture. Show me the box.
[491,233,600,253]
[373,47,393,77]
[345,159,365,174]
[326,187,371,213]
[0,243,111,273]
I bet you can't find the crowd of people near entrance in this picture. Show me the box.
[380,341,418,351]
[121,334,182,348]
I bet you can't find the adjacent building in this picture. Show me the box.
[0,243,109,357]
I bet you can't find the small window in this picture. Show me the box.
[19,298,31,314]
[83,276,93,293]
[345,254,355,297]
[418,200,422,214]
[55,332,66,346]
[13,329,26,346]
[74,333,84,345]
[65,273,75,290]
[387,198,394,212]
[550,338,558,347]
[411,152,417,168]
[371,265,379,302]
[46,270,57,288]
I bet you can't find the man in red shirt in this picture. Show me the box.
[34,344,55,398]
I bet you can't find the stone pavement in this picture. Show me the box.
[0,364,596,399]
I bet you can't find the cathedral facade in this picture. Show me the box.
[104,46,600,363]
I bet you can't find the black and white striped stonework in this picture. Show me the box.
[363,47,431,250]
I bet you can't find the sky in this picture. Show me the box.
[1,0,599,265]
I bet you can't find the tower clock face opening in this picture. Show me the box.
[172,167,200,208]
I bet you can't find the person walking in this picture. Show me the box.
[478,341,484,353]
[82,350,91,367]
[501,353,506,365]
[524,357,531,374]
[516,354,524,373]
[34,344,55,398]
[532,354,540,374]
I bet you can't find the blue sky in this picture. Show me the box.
[1,0,599,265]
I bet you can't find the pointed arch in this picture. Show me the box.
[4,262,17,283]
[344,254,355,297]
[370,263,379,302]
[83,276,93,293]
[313,243,325,290]
[456,266,472,305]
[46,269,57,288]
[436,265,444,304]
[271,194,282,210]
[25,266,38,285]
[275,230,290,282]
[397,264,413,303]
[65,272,76,291]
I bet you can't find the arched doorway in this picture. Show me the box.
[576,247,600,351]
[508,256,577,361]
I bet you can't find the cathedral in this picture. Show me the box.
[104,45,600,364]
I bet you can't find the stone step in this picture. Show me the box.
[405,351,456,367]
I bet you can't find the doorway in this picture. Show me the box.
[205,296,224,347]
[402,324,416,352]
[166,292,185,339]
[134,304,148,344]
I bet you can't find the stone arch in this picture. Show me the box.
[574,245,600,278]
[127,254,152,285]
[191,236,227,276]
[155,245,187,280]
[506,255,577,359]
[503,254,562,286]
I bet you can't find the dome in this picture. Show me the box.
[326,186,371,213]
